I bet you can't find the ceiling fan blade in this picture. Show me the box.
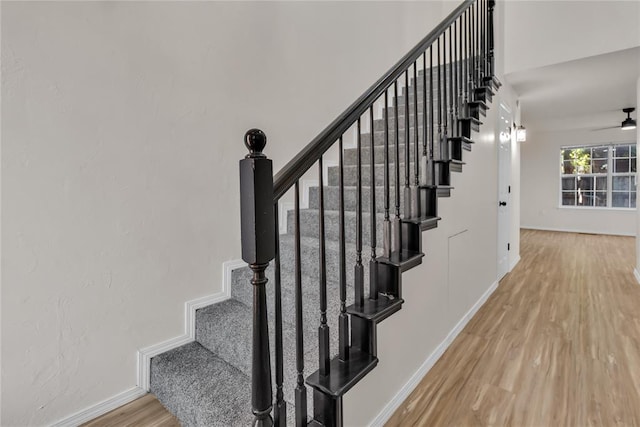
[591,126,620,131]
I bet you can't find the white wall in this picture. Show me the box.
[504,1,640,75]
[345,82,517,426]
[521,128,637,236]
[1,1,457,425]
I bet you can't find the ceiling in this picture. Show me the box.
[505,46,640,132]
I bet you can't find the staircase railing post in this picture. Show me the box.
[487,0,496,79]
[240,129,275,427]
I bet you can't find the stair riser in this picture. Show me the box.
[373,116,430,132]
[276,235,372,290]
[360,131,416,147]
[343,144,418,166]
[329,163,421,187]
[348,141,452,166]
[231,266,357,325]
[195,300,323,409]
[150,343,254,427]
[287,209,385,247]
[361,128,462,148]
[308,186,404,214]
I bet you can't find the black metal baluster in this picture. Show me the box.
[404,71,411,218]
[442,33,448,161]
[318,158,330,377]
[392,81,401,254]
[455,19,460,135]
[483,0,488,78]
[471,1,475,88]
[294,180,307,426]
[437,37,442,168]
[480,0,483,79]
[430,47,435,186]
[338,136,349,362]
[369,106,378,299]
[383,91,391,258]
[273,206,286,426]
[480,0,485,78]
[448,26,454,143]
[478,0,483,80]
[421,51,428,186]
[464,9,473,103]
[355,118,364,307]
[475,1,480,87]
[488,0,496,79]
[412,62,420,218]
[470,3,476,91]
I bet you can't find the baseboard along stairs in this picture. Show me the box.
[149,0,502,425]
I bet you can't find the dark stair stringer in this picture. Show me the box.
[149,0,502,424]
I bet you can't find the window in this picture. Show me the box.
[560,143,637,208]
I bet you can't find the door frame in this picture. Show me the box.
[497,102,512,281]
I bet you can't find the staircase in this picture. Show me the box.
[149,0,501,425]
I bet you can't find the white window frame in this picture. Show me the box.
[558,142,637,210]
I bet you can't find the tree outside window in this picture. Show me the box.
[560,144,636,208]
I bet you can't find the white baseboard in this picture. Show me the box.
[50,387,146,427]
[369,279,499,427]
[52,260,243,426]
[634,268,640,285]
[509,254,521,272]
[521,225,635,237]
[137,260,238,391]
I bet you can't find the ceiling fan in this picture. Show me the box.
[592,108,636,131]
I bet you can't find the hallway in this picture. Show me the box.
[387,229,640,426]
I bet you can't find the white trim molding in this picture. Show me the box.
[52,259,243,426]
[521,225,635,237]
[137,260,237,391]
[50,387,146,427]
[634,268,640,285]
[370,279,499,426]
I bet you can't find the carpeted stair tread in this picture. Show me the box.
[150,342,254,427]
[276,233,372,287]
[195,299,342,409]
[231,264,357,331]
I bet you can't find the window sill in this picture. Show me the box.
[557,206,637,211]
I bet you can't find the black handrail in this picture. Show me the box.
[272,0,474,201]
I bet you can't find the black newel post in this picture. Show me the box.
[240,129,275,427]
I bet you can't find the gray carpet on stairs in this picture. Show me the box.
[148,75,459,425]
[151,342,254,427]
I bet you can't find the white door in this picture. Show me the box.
[497,104,512,280]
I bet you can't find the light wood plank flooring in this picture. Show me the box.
[386,229,640,426]
[87,229,640,426]
[81,394,179,427]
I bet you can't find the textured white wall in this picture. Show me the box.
[1,1,458,425]
[504,0,640,74]
[521,128,637,236]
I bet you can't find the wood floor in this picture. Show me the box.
[86,229,640,426]
[386,229,640,426]
[81,394,179,427]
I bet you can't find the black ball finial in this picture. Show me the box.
[244,129,267,158]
